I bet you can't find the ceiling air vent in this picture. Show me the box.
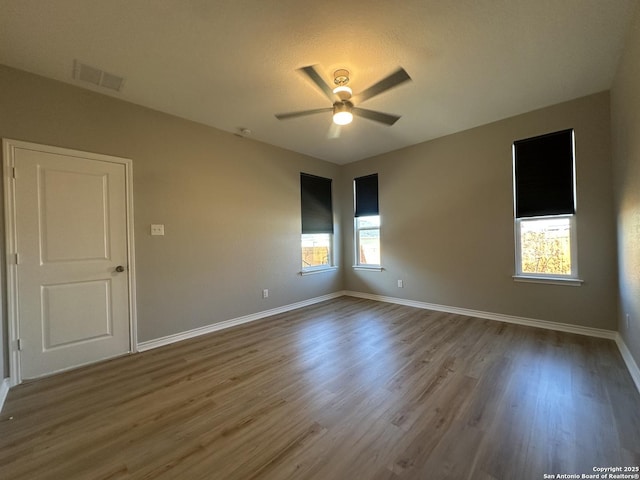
[73,60,125,92]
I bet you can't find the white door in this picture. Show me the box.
[5,140,134,380]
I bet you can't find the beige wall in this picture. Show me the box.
[341,92,618,330]
[612,5,640,367]
[0,65,342,371]
[0,62,626,382]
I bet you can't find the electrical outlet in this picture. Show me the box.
[263,289,269,299]
[150,224,165,236]
[397,279,404,288]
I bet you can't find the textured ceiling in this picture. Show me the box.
[0,0,637,164]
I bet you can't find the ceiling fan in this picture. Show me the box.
[275,65,412,129]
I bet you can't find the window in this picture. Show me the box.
[517,216,575,275]
[301,233,332,269]
[356,215,380,265]
[513,129,579,282]
[354,174,380,267]
[300,173,334,271]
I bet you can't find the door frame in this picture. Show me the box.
[2,139,138,386]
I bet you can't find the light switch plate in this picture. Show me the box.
[151,224,165,236]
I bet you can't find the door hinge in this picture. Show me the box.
[17,338,23,351]
[12,167,16,179]
[9,253,19,265]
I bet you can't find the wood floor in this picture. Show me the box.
[1,297,639,480]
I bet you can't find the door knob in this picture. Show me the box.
[115,265,126,273]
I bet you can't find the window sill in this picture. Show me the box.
[300,266,338,276]
[353,265,383,272]
[513,275,583,286]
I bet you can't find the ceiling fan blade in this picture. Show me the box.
[298,65,335,102]
[275,107,332,120]
[327,122,342,139]
[352,107,401,126]
[354,68,411,104]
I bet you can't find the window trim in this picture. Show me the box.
[300,265,338,276]
[353,265,384,272]
[513,214,582,284]
[512,275,583,286]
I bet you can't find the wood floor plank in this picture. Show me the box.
[1,296,639,479]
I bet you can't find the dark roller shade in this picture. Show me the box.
[354,174,379,217]
[300,173,333,234]
[514,129,575,218]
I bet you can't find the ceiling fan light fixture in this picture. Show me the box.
[333,102,353,125]
[275,65,411,129]
[333,111,353,125]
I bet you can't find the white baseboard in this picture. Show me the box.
[0,378,10,414]
[615,334,640,394]
[137,291,346,352]
[136,289,639,396]
[344,291,617,339]
[344,291,640,394]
